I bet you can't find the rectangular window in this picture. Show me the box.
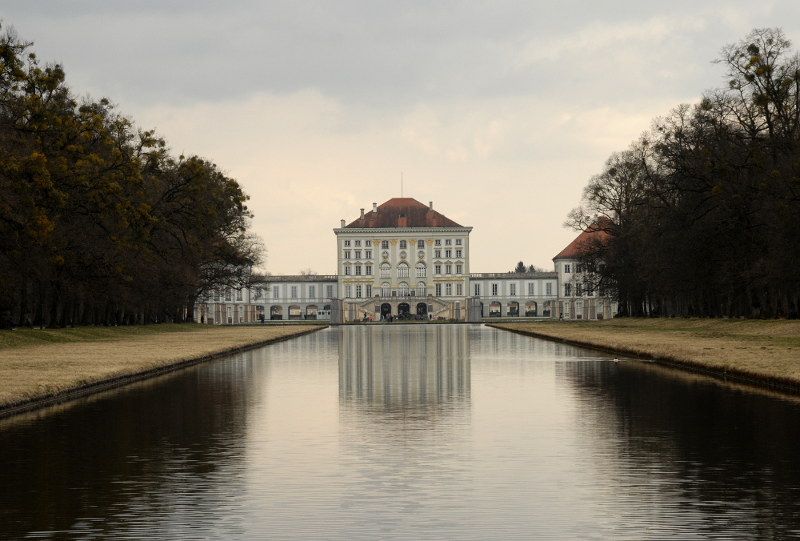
[435,283,442,296]
[344,240,351,247]
[435,250,441,258]
[492,283,498,296]
[399,240,407,249]
[344,266,351,275]
[326,285,334,298]
[236,289,243,301]
[435,239,441,246]
[309,286,315,298]
[253,288,262,300]
[474,283,481,296]
[446,283,452,295]
[355,285,362,298]
[417,240,424,249]
[355,265,361,275]
[366,265,372,275]
[456,264,462,274]
[344,251,350,259]
[457,283,463,296]
[273,286,280,299]
[354,250,361,259]
[564,264,571,273]
[528,282,535,295]
[445,264,452,274]
[365,240,372,247]
[546,283,552,296]
[345,285,352,298]
[435,265,442,275]
[576,264,584,273]
[456,239,462,245]
[365,250,372,259]
[381,240,389,249]
[510,284,516,296]
[366,285,372,297]
[291,286,298,298]
[564,283,572,296]
[576,283,583,296]
[225,289,232,301]
[456,249,462,258]
[355,240,361,247]
[445,250,451,258]
[445,239,452,246]
[587,283,594,297]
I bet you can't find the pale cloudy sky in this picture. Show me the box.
[3,2,800,274]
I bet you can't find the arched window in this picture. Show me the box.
[380,262,391,278]
[399,282,409,296]
[397,262,409,278]
[417,282,426,296]
[381,282,391,296]
[415,262,426,277]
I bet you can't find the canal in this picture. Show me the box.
[2,324,800,539]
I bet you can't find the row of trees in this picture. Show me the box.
[569,28,800,318]
[0,24,261,327]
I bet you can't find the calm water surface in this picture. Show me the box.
[2,324,800,539]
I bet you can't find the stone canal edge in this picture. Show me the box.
[0,325,326,420]
[487,322,800,397]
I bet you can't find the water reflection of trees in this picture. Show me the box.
[338,325,471,419]
[560,360,800,538]
[0,353,260,539]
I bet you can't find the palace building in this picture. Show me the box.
[194,197,617,324]
[334,198,472,322]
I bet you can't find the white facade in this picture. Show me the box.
[469,272,559,318]
[195,275,337,324]
[333,226,473,321]
[552,257,617,320]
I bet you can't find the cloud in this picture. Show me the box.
[4,1,800,274]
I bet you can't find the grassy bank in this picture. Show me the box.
[489,318,800,393]
[0,324,323,415]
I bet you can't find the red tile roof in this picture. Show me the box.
[344,198,463,228]
[553,217,613,260]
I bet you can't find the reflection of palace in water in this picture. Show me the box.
[338,324,470,412]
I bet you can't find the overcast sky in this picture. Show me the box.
[4,2,800,274]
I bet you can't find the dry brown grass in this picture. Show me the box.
[0,324,321,409]
[490,319,800,390]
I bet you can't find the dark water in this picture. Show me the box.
[2,324,800,540]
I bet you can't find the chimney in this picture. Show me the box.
[360,208,365,218]
[340,219,345,227]
[372,202,377,212]
[429,201,434,210]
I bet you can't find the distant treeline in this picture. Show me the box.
[0,24,261,327]
[570,28,800,318]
